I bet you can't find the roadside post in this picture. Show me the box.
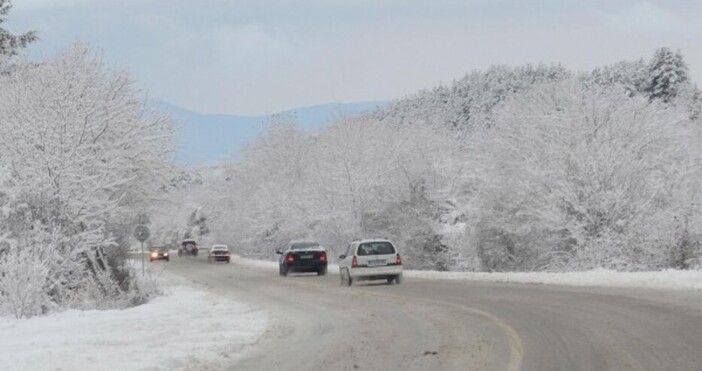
[134,225,151,276]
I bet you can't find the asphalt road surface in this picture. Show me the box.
[166,256,702,371]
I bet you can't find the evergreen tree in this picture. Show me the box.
[0,0,36,56]
[646,47,689,102]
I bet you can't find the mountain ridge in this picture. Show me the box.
[150,100,387,165]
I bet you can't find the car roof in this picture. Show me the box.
[355,239,393,244]
[211,244,228,249]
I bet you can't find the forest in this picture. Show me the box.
[155,47,702,274]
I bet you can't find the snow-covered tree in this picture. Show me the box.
[0,44,176,317]
[645,47,689,103]
[0,0,36,57]
[470,79,699,271]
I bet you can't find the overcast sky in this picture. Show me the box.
[8,0,702,115]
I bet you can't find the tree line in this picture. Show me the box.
[181,47,701,273]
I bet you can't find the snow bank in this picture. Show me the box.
[404,268,702,291]
[0,274,267,371]
[235,255,702,291]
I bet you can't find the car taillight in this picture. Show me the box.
[396,253,402,265]
[352,256,358,268]
[320,253,327,262]
[287,254,295,263]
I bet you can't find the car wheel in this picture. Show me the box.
[387,277,394,284]
[317,267,327,276]
[282,266,288,277]
[166,257,170,262]
[340,272,345,286]
[226,258,231,264]
[395,274,403,284]
[177,250,182,257]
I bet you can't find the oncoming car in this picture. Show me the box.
[276,241,327,276]
[338,239,402,286]
[149,246,169,262]
[208,244,231,263]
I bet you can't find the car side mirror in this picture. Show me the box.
[275,250,282,255]
[339,254,346,260]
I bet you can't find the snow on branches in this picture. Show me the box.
[0,44,176,317]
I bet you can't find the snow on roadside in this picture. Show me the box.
[405,268,702,291]
[234,255,702,291]
[0,269,267,371]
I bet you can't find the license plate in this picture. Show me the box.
[368,259,386,266]
[300,255,313,259]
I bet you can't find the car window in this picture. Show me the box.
[357,242,395,256]
[290,242,320,250]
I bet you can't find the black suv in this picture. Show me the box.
[277,241,327,276]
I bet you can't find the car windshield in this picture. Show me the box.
[357,242,395,256]
[212,246,228,251]
[290,242,319,250]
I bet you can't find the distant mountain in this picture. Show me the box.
[150,101,386,165]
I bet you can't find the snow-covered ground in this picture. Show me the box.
[235,255,702,291]
[0,270,267,371]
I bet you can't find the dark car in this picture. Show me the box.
[149,246,170,262]
[178,239,199,257]
[277,241,327,276]
[207,244,231,263]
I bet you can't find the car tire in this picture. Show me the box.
[317,267,327,276]
[395,274,403,284]
[226,258,231,264]
[282,266,288,277]
[340,272,345,286]
[166,257,170,262]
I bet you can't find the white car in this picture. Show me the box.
[338,239,403,286]
[207,244,231,263]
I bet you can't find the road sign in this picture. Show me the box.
[136,213,151,225]
[134,225,150,242]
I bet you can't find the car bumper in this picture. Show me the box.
[209,255,230,261]
[348,265,403,279]
[287,261,327,272]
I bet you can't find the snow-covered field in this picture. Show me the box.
[0,270,267,371]
[236,255,702,291]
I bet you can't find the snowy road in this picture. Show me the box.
[168,257,702,371]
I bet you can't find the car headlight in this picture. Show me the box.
[163,253,168,256]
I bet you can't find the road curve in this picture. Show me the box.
[165,257,702,371]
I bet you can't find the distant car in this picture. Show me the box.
[178,239,199,257]
[276,241,327,276]
[208,244,231,263]
[338,239,402,286]
[149,246,170,262]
